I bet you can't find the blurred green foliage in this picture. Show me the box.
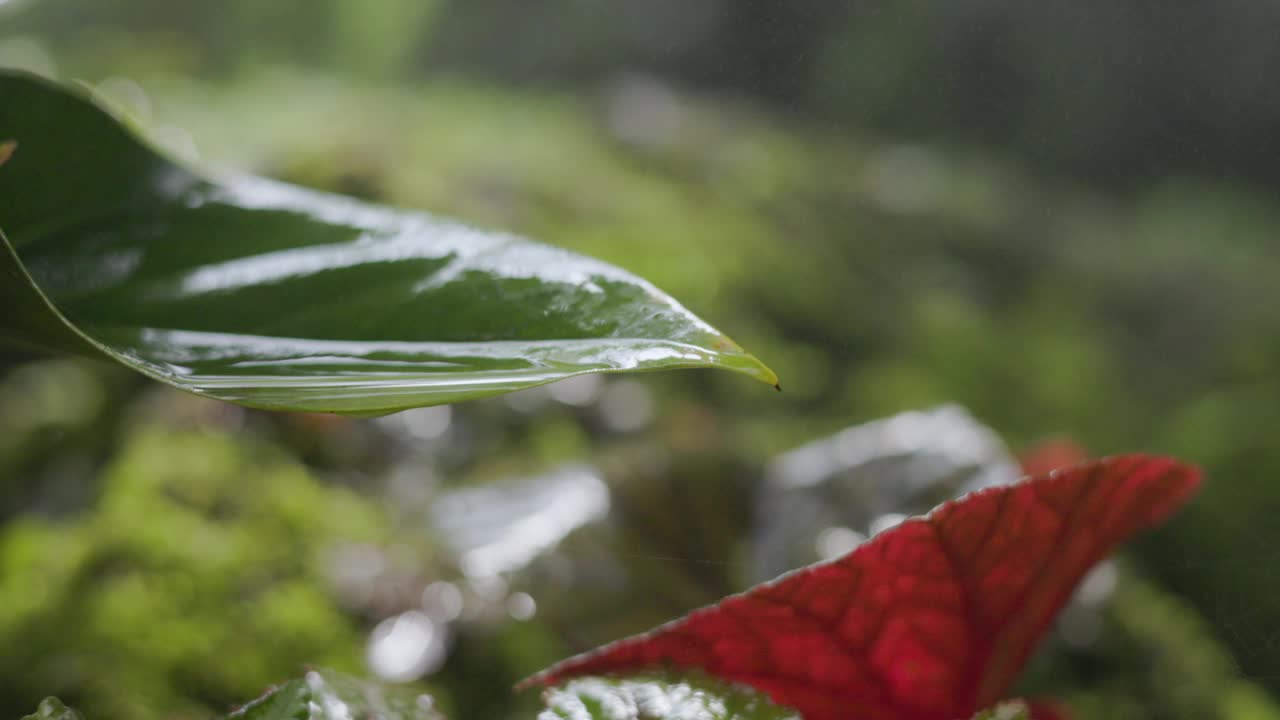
[4,1,1280,718]
[0,423,386,718]
[9,0,1280,188]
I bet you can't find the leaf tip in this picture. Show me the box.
[514,668,556,693]
[732,352,780,390]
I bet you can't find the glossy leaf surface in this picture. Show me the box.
[754,404,1021,582]
[536,676,1046,720]
[522,455,1200,720]
[537,674,800,720]
[228,669,442,720]
[0,71,774,414]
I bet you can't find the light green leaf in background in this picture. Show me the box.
[0,71,775,415]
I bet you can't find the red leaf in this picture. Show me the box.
[519,454,1200,720]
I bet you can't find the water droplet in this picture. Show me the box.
[367,611,447,681]
[506,592,537,621]
[815,526,865,560]
[421,581,463,623]
[869,513,907,536]
[548,374,603,406]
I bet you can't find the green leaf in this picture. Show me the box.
[536,674,799,720]
[21,698,85,720]
[228,681,311,720]
[0,71,775,414]
[229,669,443,720]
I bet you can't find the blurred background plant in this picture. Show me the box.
[3,1,1280,718]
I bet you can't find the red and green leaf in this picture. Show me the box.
[521,455,1200,720]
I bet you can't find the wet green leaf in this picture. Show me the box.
[228,681,310,720]
[0,71,775,414]
[229,670,442,720]
[21,698,85,720]
[536,674,799,720]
